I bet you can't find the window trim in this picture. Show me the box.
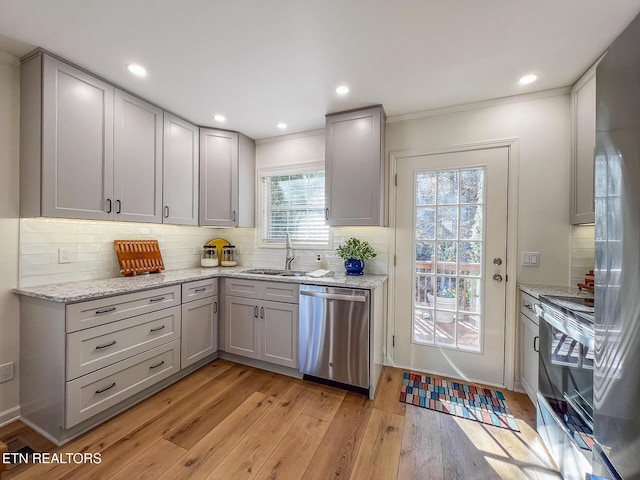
[257,161,332,250]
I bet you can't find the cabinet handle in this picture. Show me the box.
[260,306,264,318]
[95,307,116,315]
[149,296,166,303]
[232,210,237,222]
[525,303,534,311]
[116,199,122,214]
[149,360,165,370]
[254,306,258,318]
[95,382,116,394]
[534,336,539,353]
[194,287,206,293]
[325,208,329,220]
[106,198,112,214]
[95,340,116,350]
[214,301,218,314]
[164,206,170,218]
[150,325,166,333]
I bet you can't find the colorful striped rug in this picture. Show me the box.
[399,372,520,432]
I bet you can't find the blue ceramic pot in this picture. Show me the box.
[344,259,364,276]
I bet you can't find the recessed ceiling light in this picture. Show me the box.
[126,63,147,77]
[213,114,226,122]
[277,122,287,129]
[336,85,350,95]
[519,73,539,85]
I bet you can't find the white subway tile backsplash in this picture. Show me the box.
[570,225,595,288]
[19,218,390,287]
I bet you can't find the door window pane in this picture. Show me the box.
[413,166,485,352]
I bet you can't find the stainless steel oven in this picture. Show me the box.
[535,295,595,480]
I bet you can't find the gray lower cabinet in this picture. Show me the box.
[325,105,386,226]
[181,279,218,368]
[224,279,299,368]
[520,290,539,405]
[163,113,199,225]
[19,279,220,445]
[199,128,255,227]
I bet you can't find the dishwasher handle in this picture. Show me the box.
[300,290,367,303]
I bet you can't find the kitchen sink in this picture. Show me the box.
[242,269,306,277]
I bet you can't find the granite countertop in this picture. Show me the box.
[13,267,388,303]
[518,283,594,299]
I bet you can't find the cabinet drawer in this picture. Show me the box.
[520,291,539,325]
[182,278,217,303]
[224,278,299,303]
[262,282,299,304]
[225,278,260,298]
[66,306,181,380]
[66,339,180,428]
[66,286,181,332]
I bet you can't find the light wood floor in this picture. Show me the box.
[0,360,561,480]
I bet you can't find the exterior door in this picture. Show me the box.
[394,147,509,386]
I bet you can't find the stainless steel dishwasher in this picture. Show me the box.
[299,284,370,392]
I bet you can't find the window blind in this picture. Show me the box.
[262,170,329,244]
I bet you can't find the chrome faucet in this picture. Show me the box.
[284,233,295,272]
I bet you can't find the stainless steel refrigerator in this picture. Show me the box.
[594,11,640,480]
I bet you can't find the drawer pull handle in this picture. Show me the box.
[149,296,166,303]
[149,360,165,370]
[95,340,116,350]
[95,382,116,394]
[150,325,166,333]
[95,307,116,315]
[194,287,206,293]
[525,303,534,310]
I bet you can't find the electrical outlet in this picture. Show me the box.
[0,362,14,383]
[58,247,71,264]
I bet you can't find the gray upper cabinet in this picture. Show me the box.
[163,113,199,225]
[113,90,163,223]
[199,129,255,227]
[21,53,114,220]
[570,63,597,224]
[325,105,386,226]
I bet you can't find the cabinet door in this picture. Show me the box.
[181,296,218,369]
[521,313,539,405]
[113,90,163,223]
[571,71,596,224]
[199,128,238,226]
[224,296,259,359]
[41,55,114,220]
[325,106,384,226]
[163,113,199,225]
[260,300,298,368]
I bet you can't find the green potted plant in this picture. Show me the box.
[335,237,377,275]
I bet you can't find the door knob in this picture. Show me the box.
[493,258,503,265]
[493,274,503,282]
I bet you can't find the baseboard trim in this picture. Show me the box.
[0,406,21,428]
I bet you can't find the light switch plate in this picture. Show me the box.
[521,252,540,267]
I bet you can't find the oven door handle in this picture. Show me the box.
[535,304,594,350]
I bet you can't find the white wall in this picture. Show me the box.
[0,50,20,424]
[387,93,573,286]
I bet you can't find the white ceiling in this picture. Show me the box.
[1,1,640,139]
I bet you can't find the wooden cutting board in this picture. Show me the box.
[114,240,165,276]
